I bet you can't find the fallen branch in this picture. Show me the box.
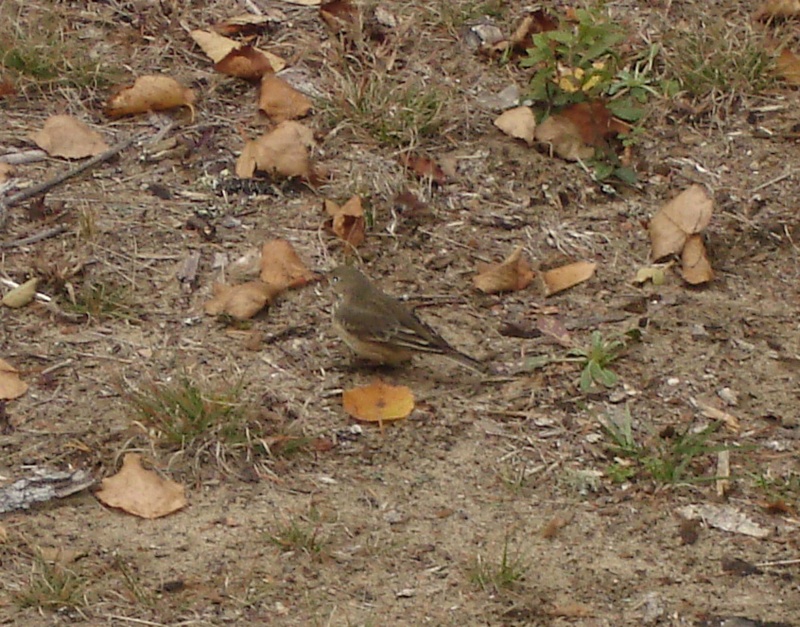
[0,132,143,230]
[0,223,69,249]
[0,467,95,513]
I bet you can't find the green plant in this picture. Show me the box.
[268,513,327,557]
[469,534,526,592]
[568,331,626,392]
[126,376,247,449]
[601,409,731,485]
[13,554,85,611]
[65,281,136,321]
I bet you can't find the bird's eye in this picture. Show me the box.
[331,276,339,284]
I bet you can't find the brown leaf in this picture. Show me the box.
[258,74,312,122]
[473,246,535,293]
[95,453,186,519]
[776,48,800,85]
[215,46,275,81]
[259,239,316,290]
[649,185,714,261]
[190,29,286,72]
[342,381,414,423]
[681,234,714,285]
[106,75,196,118]
[235,121,315,179]
[542,261,596,296]
[320,0,359,33]
[509,10,559,51]
[537,102,627,161]
[30,115,109,159]
[755,0,800,19]
[0,78,15,98]
[399,153,446,184]
[494,106,536,145]
[0,358,28,400]
[325,196,366,248]
[204,281,278,319]
[535,114,594,161]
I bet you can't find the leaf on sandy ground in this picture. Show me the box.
[494,106,536,145]
[258,74,312,122]
[681,234,714,285]
[343,381,414,424]
[30,115,109,159]
[754,0,800,19]
[2,277,38,308]
[535,101,628,161]
[260,239,317,289]
[0,358,28,400]
[190,29,285,75]
[212,12,286,37]
[205,281,279,319]
[776,48,800,85]
[106,75,196,118]
[542,261,596,296]
[675,504,770,538]
[320,0,359,33]
[633,266,666,286]
[235,121,315,179]
[473,246,534,293]
[96,453,186,519]
[0,163,16,184]
[325,196,366,248]
[399,153,446,184]
[649,185,714,261]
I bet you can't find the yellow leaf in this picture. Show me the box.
[342,381,414,423]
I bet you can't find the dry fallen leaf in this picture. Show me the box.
[215,46,276,81]
[190,29,285,74]
[30,115,109,159]
[542,261,597,296]
[0,358,28,400]
[0,78,15,98]
[213,13,284,37]
[342,381,415,424]
[259,239,316,289]
[676,504,770,538]
[204,281,278,319]
[473,246,535,293]
[235,121,315,179]
[755,0,800,19]
[320,0,359,33]
[258,74,312,122]
[649,185,714,261]
[535,114,594,161]
[632,266,666,286]
[399,153,446,184]
[2,278,38,308]
[106,75,196,118]
[776,48,800,85]
[96,453,186,519]
[325,196,366,248]
[681,234,714,285]
[494,106,536,145]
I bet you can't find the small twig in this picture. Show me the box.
[0,149,48,165]
[0,132,143,229]
[755,558,800,568]
[0,223,69,249]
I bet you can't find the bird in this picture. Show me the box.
[329,265,487,373]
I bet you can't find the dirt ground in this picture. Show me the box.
[1,1,799,625]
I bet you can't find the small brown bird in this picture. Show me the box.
[329,265,487,372]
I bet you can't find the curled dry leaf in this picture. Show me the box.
[325,196,366,248]
[215,46,276,81]
[235,121,315,179]
[2,278,38,308]
[258,74,312,122]
[493,106,536,146]
[776,48,800,86]
[342,381,415,424]
[190,29,285,74]
[320,0,359,33]
[649,185,713,261]
[0,358,28,400]
[681,234,714,285]
[535,114,594,161]
[473,246,534,294]
[260,239,316,289]
[95,453,186,519]
[204,281,278,319]
[542,261,597,296]
[106,75,196,118]
[30,115,109,159]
